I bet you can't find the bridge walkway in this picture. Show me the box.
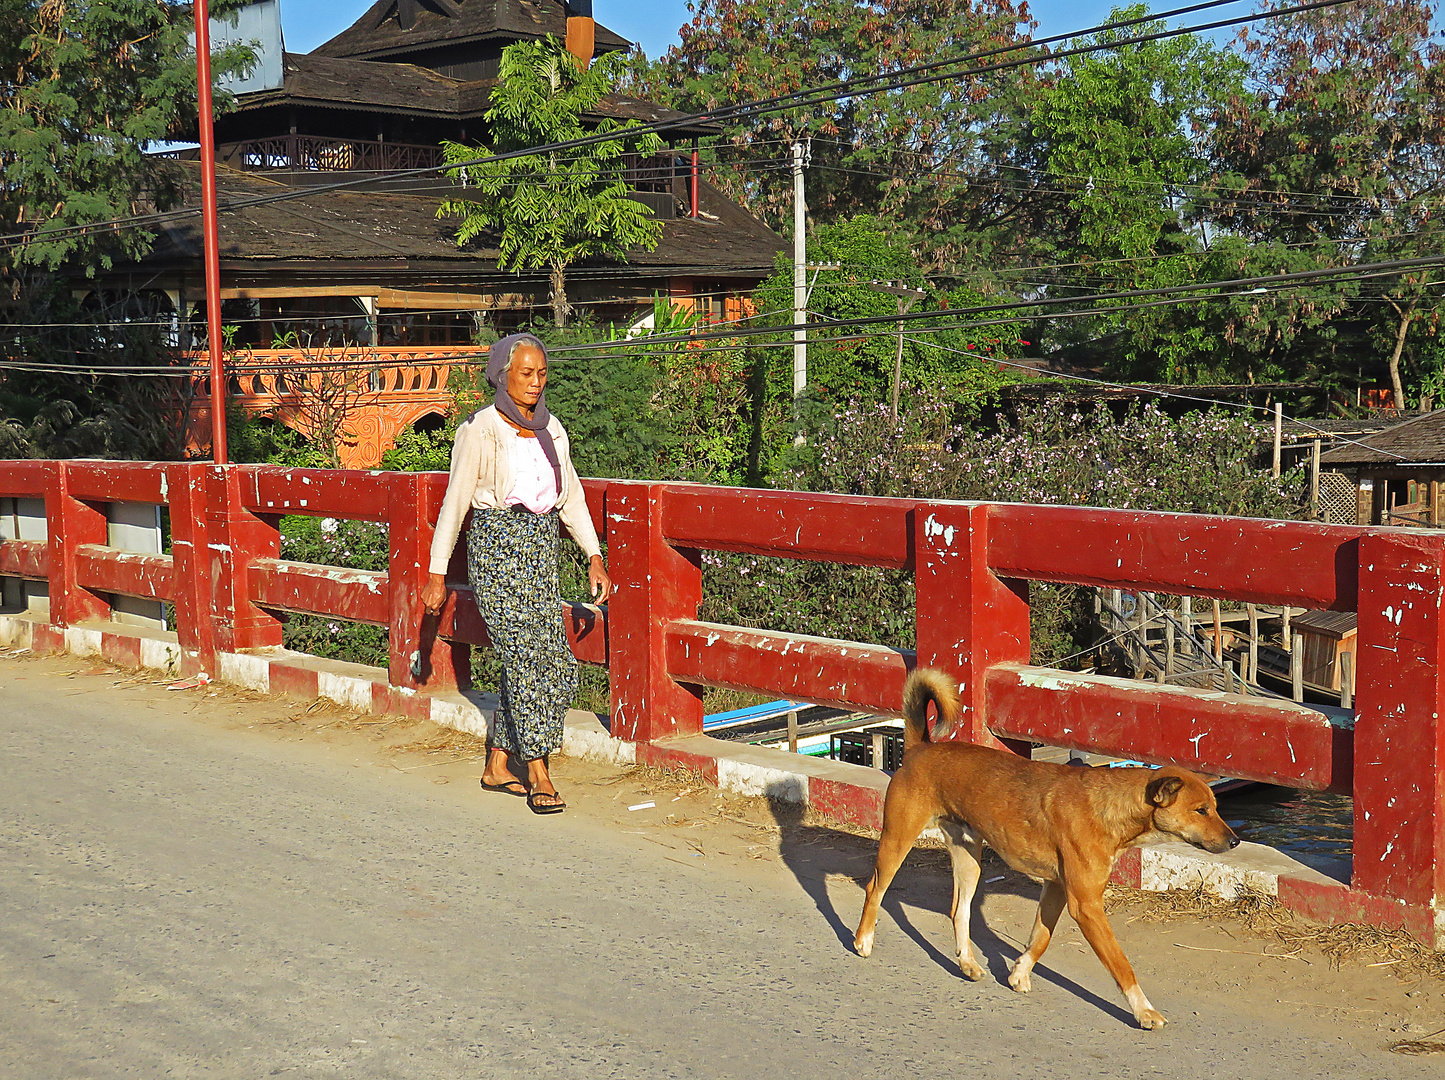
[1,654,1436,1079]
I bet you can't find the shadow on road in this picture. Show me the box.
[765,785,1135,1027]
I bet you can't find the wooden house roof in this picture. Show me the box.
[313,0,631,62]
[140,163,785,280]
[227,53,719,135]
[1291,610,1357,639]
[1318,409,1445,467]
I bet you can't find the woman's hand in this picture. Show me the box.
[421,573,447,616]
[588,555,613,605]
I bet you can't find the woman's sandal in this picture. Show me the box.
[526,790,566,815]
[480,778,528,797]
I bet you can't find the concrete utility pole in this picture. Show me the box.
[792,138,809,443]
[868,282,927,422]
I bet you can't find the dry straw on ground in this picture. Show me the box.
[1108,881,1445,981]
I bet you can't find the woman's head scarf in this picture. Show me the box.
[487,333,562,492]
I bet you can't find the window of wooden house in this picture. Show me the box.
[377,309,474,347]
[219,296,372,348]
[692,280,749,325]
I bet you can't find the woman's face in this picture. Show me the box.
[507,343,548,409]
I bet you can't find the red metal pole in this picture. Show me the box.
[192,0,227,464]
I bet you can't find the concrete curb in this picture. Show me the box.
[0,612,1384,929]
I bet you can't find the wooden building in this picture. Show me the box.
[1291,610,1357,692]
[85,0,786,464]
[1318,409,1445,526]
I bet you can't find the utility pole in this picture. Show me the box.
[192,0,227,463]
[792,137,809,444]
[1272,401,1283,477]
[868,282,927,422]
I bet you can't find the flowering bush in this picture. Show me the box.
[704,393,1307,663]
[277,515,391,667]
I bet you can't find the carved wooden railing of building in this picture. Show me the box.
[183,346,479,468]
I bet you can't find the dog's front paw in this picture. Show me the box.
[1007,961,1033,993]
[957,955,985,981]
[1136,1009,1167,1031]
[854,932,874,958]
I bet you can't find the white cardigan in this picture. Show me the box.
[428,406,602,575]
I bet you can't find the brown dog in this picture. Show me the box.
[854,669,1239,1029]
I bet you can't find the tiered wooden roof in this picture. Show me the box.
[314,0,630,62]
[223,53,718,135]
[138,162,785,284]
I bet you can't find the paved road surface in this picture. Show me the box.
[1,655,1438,1079]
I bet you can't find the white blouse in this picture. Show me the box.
[504,433,560,514]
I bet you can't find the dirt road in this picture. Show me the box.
[1,652,1440,1078]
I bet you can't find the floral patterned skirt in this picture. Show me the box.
[466,506,578,760]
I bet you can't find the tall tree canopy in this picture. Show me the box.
[0,0,254,275]
[630,0,1034,233]
[438,37,665,327]
[0,0,253,459]
[1203,0,1445,406]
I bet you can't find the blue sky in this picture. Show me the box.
[282,1,1147,58]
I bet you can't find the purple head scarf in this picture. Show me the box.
[487,333,562,492]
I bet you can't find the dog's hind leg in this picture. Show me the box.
[853,798,931,958]
[939,819,986,980]
[1007,878,1066,993]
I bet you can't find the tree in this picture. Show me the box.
[438,37,665,327]
[0,0,253,459]
[0,0,253,274]
[973,6,1256,379]
[1204,0,1445,406]
[629,0,1033,234]
[749,216,1025,428]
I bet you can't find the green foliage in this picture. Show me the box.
[630,0,1033,232]
[0,0,254,273]
[0,0,254,458]
[437,37,664,326]
[275,514,390,667]
[0,284,186,459]
[747,216,1028,464]
[379,426,454,472]
[1020,7,1244,273]
[227,407,333,468]
[1202,0,1445,405]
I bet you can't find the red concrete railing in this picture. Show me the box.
[1,459,1443,940]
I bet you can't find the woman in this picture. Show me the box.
[421,333,612,815]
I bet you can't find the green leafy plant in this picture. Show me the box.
[437,37,665,326]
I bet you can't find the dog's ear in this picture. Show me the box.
[1147,774,1184,808]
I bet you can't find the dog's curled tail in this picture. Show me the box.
[902,668,962,751]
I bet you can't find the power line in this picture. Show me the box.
[7,253,1433,378]
[0,0,1352,254]
[915,338,1410,460]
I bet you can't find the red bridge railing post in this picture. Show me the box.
[1352,532,1445,917]
[199,465,282,660]
[167,461,216,670]
[45,461,110,627]
[606,482,703,743]
[914,502,1031,751]
[388,471,468,691]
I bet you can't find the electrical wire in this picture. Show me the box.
[915,337,1409,459]
[0,0,1354,253]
